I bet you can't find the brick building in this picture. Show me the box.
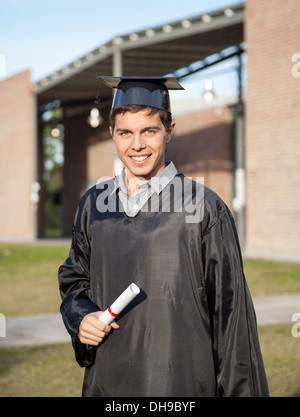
[245,0,300,260]
[0,0,299,261]
[0,70,35,240]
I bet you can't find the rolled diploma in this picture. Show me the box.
[98,283,140,325]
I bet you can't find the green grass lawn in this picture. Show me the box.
[258,324,300,397]
[244,257,300,296]
[0,343,84,397]
[0,323,298,397]
[0,243,69,316]
[0,243,299,397]
[1,243,300,317]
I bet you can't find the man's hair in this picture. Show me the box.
[109,105,173,133]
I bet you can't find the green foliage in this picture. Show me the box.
[42,107,64,236]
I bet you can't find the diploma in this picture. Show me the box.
[98,283,140,324]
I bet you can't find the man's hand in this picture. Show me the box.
[79,311,120,346]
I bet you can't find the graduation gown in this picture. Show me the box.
[58,174,269,397]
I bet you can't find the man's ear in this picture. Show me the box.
[109,126,113,138]
[166,122,175,144]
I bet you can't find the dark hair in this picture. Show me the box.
[109,105,173,133]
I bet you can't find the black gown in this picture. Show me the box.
[58,173,269,397]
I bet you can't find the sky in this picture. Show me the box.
[0,0,244,96]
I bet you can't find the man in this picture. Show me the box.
[58,76,269,397]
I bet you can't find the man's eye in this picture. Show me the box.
[120,131,130,137]
[145,129,155,135]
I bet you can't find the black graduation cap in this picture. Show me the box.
[96,76,184,113]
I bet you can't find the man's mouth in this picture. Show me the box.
[130,155,150,162]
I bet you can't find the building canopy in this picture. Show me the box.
[33,3,244,110]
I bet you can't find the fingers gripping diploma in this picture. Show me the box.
[79,312,120,346]
[79,283,140,345]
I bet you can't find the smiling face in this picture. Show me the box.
[110,108,175,186]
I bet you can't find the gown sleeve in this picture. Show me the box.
[201,192,269,397]
[58,191,100,367]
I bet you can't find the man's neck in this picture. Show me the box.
[125,165,167,196]
[126,174,148,196]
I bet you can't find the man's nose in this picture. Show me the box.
[131,133,146,150]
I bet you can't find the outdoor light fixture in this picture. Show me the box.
[112,36,124,45]
[85,52,94,60]
[88,108,103,128]
[129,33,139,41]
[163,24,173,33]
[145,29,155,37]
[224,8,235,17]
[98,45,108,53]
[51,127,61,137]
[202,14,212,23]
[181,19,192,28]
[203,79,214,102]
[74,60,82,68]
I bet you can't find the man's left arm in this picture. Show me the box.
[202,197,269,397]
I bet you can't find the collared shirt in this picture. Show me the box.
[115,161,178,217]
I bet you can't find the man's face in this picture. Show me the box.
[110,108,175,183]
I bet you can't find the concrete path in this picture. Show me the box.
[253,293,300,325]
[0,293,299,347]
[0,313,70,347]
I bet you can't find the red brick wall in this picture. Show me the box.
[0,70,34,240]
[169,105,233,209]
[245,0,300,260]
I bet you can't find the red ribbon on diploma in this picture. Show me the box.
[108,306,117,317]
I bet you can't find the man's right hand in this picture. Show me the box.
[78,311,120,346]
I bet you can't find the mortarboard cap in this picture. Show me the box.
[96,76,184,113]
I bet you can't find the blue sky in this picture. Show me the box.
[0,0,244,96]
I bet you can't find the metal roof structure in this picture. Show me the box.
[33,2,244,110]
